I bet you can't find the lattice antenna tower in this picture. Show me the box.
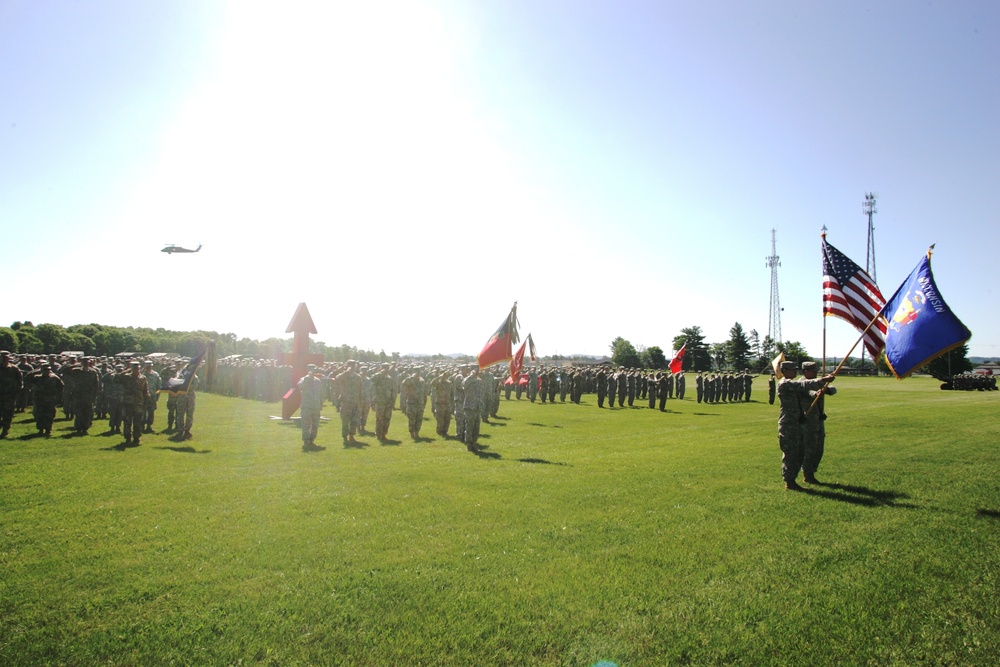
[766,228,782,346]
[864,192,878,281]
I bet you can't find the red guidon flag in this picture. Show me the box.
[669,344,686,374]
[509,340,527,381]
[478,303,519,369]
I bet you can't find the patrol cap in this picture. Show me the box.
[779,361,796,372]
[307,364,317,372]
[801,361,817,371]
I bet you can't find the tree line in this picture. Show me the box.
[608,323,974,375]
[0,321,389,363]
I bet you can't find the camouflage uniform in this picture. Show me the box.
[103,366,124,434]
[461,371,483,449]
[335,363,364,442]
[174,374,199,439]
[298,368,325,448]
[0,353,23,437]
[30,363,63,436]
[371,366,394,441]
[431,372,453,437]
[116,363,150,445]
[776,363,830,488]
[595,369,607,408]
[72,360,102,434]
[800,363,836,481]
[400,371,427,439]
[142,363,162,432]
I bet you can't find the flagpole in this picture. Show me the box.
[821,226,827,375]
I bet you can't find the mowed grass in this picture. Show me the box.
[2,376,999,666]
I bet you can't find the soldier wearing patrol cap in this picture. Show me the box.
[800,361,837,484]
[776,360,834,490]
[297,363,325,450]
[0,351,23,438]
[116,361,150,446]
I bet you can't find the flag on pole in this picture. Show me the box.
[822,236,887,358]
[669,344,686,374]
[527,333,537,362]
[510,340,527,381]
[880,249,971,379]
[771,351,786,376]
[160,351,205,396]
[478,303,519,369]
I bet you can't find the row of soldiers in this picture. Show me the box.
[942,373,998,391]
[295,361,506,451]
[0,351,197,443]
[695,372,755,404]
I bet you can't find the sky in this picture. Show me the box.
[2,1,998,359]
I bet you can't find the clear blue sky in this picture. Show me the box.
[2,1,997,359]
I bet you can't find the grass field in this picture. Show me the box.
[2,376,999,666]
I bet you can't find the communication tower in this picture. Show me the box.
[766,229,782,347]
[864,192,878,281]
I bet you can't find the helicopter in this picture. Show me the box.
[162,244,202,254]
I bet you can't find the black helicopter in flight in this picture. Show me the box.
[162,244,202,254]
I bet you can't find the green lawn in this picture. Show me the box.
[2,376,998,665]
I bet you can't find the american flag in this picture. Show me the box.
[822,238,887,358]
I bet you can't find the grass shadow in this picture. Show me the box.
[975,508,1000,519]
[515,458,570,466]
[803,482,917,508]
[379,439,402,446]
[343,440,370,449]
[154,446,211,454]
[470,447,501,460]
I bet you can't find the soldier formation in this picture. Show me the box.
[0,351,197,445]
[941,373,997,391]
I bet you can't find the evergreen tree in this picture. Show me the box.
[672,326,711,371]
[727,322,752,370]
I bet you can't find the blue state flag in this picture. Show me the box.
[880,252,971,379]
[160,351,206,395]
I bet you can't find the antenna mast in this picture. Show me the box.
[766,228,782,348]
[864,192,878,281]
[862,193,878,367]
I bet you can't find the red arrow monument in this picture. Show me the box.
[278,303,326,419]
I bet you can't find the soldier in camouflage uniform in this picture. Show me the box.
[647,372,658,409]
[596,368,607,408]
[696,373,704,403]
[776,361,834,490]
[676,372,686,400]
[430,370,454,437]
[335,361,364,444]
[103,364,124,434]
[359,367,374,435]
[298,364,325,450]
[174,370,199,440]
[162,364,179,431]
[0,352,23,438]
[400,367,427,439]
[527,367,538,402]
[371,363,395,442]
[72,357,102,435]
[453,366,469,443]
[800,362,836,484]
[117,361,149,446]
[142,360,161,433]
[30,361,63,437]
[461,367,483,450]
